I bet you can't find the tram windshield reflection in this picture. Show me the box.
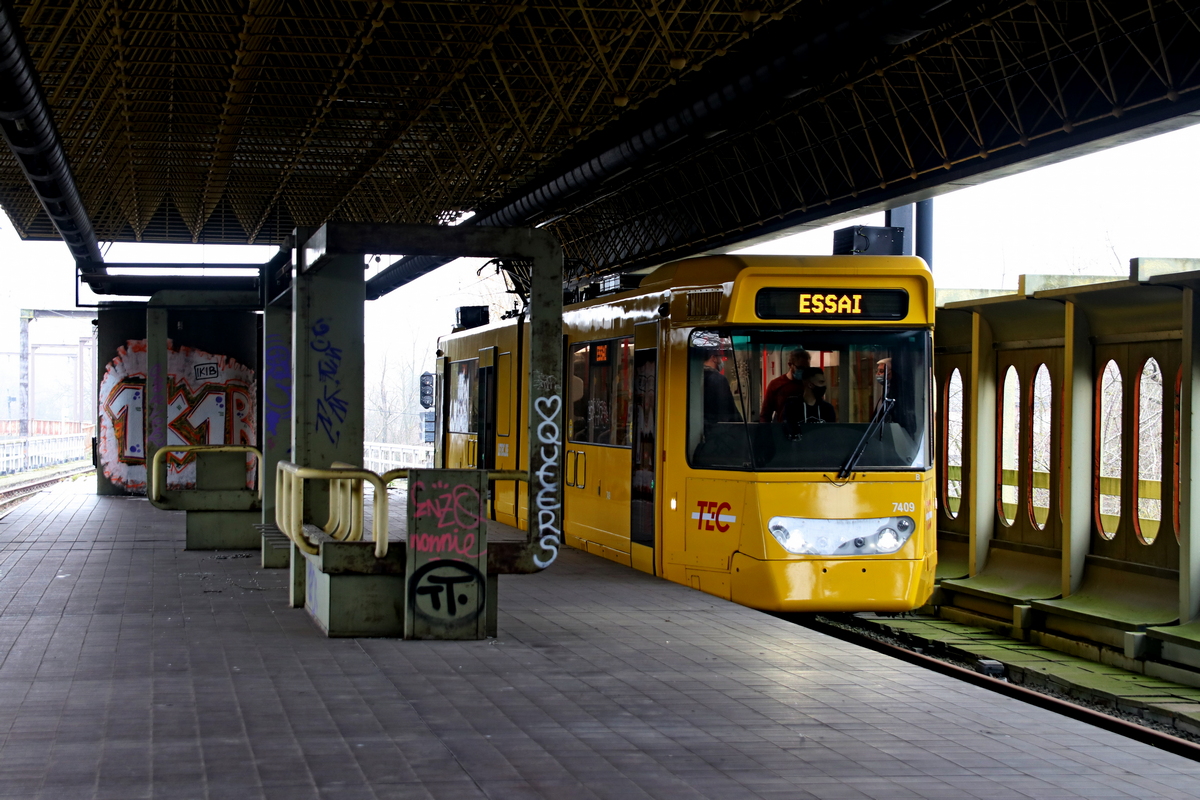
[687,328,931,472]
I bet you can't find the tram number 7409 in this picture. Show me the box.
[892,502,916,513]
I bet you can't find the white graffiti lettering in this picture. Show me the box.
[532,371,561,394]
[531,393,562,569]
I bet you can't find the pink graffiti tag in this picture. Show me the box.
[408,532,485,559]
[413,482,481,530]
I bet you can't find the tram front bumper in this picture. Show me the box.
[730,551,934,613]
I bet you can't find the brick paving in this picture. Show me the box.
[1,481,1199,799]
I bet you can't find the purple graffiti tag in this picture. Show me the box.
[314,383,348,445]
[146,363,168,450]
[309,319,346,444]
[310,318,343,385]
[263,333,291,442]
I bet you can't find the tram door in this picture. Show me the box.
[630,322,659,575]
[476,347,499,517]
[476,347,498,473]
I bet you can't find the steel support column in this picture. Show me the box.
[915,200,933,268]
[18,310,30,438]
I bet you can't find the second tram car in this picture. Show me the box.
[435,254,936,611]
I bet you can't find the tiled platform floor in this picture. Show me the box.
[2,482,1200,799]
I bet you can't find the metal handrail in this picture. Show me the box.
[381,468,409,485]
[380,468,529,485]
[150,444,263,503]
[327,461,365,542]
[276,461,389,558]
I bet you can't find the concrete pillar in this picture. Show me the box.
[261,303,292,523]
[525,242,564,569]
[968,310,996,575]
[1180,290,1200,621]
[292,246,365,525]
[145,305,169,469]
[1061,301,1093,597]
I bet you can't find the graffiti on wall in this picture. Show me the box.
[98,339,256,492]
[406,471,488,639]
[262,332,291,455]
[310,318,348,446]
[531,370,562,569]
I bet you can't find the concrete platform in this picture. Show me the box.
[2,483,1200,799]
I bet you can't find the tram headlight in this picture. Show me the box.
[766,516,916,556]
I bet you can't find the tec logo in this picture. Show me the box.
[693,500,736,532]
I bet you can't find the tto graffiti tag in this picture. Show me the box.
[406,473,489,637]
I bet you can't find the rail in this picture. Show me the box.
[150,445,263,504]
[0,434,91,475]
[0,420,95,437]
[378,467,529,485]
[276,462,389,558]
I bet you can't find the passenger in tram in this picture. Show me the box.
[876,357,892,392]
[702,348,743,426]
[759,348,811,422]
[797,367,836,423]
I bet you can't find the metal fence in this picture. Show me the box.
[363,442,434,474]
[0,434,92,476]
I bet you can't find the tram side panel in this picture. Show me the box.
[562,291,666,569]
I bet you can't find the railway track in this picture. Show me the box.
[0,464,94,516]
[791,613,1200,763]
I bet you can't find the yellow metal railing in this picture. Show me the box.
[276,463,531,559]
[150,444,263,503]
[276,462,389,558]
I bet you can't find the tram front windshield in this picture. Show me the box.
[687,328,931,472]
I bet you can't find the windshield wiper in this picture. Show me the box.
[838,396,894,479]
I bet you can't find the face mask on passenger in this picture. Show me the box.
[811,385,827,400]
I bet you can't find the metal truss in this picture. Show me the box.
[549,0,1200,273]
[0,0,798,244]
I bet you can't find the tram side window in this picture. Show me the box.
[448,358,479,434]
[569,338,634,445]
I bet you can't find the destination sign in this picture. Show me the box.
[755,288,909,321]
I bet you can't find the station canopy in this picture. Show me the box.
[1,1,1197,279]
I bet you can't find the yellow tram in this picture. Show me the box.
[435,254,937,611]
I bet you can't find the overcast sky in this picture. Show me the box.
[3,121,1200,359]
